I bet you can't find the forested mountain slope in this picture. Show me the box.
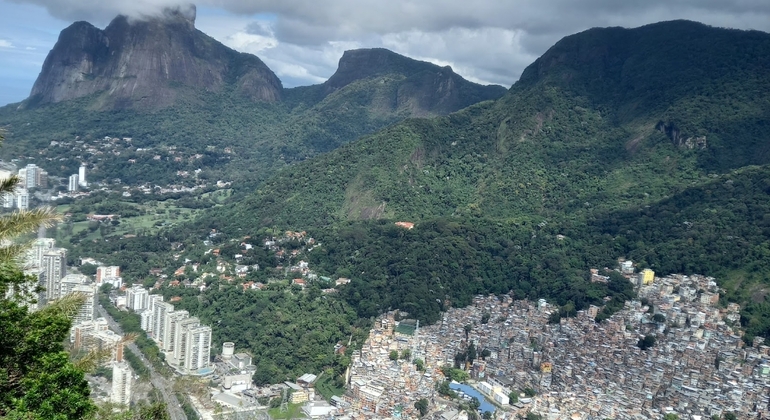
[193,21,770,338]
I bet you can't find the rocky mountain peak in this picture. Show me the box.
[27,6,281,109]
[319,48,506,115]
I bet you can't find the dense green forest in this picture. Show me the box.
[308,218,636,324]
[155,281,367,385]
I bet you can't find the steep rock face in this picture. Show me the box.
[29,6,282,109]
[321,48,507,116]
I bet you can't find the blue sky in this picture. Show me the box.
[0,1,70,105]
[2,0,770,107]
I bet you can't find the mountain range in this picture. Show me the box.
[2,13,769,339]
[0,6,505,185]
[194,20,770,337]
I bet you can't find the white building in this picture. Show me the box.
[25,238,56,270]
[493,391,510,405]
[152,301,174,343]
[73,318,110,349]
[223,373,252,392]
[68,174,79,192]
[96,266,120,283]
[41,248,67,302]
[15,189,29,210]
[18,165,36,189]
[140,310,153,331]
[111,362,132,406]
[126,285,149,311]
[78,165,87,187]
[60,274,89,297]
[73,321,124,362]
[302,401,335,418]
[2,192,13,208]
[162,310,189,352]
[17,164,47,189]
[144,295,164,334]
[70,284,97,325]
[101,276,122,289]
[172,317,200,367]
[183,325,211,373]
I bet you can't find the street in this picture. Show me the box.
[97,304,188,420]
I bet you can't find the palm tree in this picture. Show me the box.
[0,144,59,247]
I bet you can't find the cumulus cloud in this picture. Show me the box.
[12,0,770,36]
[6,0,770,88]
[0,39,14,48]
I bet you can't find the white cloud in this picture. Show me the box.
[0,39,15,48]
[224,32,278,53]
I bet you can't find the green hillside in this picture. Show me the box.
[196,21,770,338]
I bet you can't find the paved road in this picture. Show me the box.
[97,304,187,420]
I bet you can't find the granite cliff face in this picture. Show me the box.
[28,5,282,109]
[320,48,507,116]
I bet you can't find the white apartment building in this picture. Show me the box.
[15,189,29,210]
[2,192,13,208]
[73,319,110,349]
[78,165,87,187]
[60,273,89,297]
[111,361,132,406]
[162,310,189,352]
[183,325,212,373]
[68,174,79,192]
[140,310,153,331]
[2,188,31,210]
[152,301,174,344]
[18,165,36,189]
[17,164,47,189]
[42,248,67,302]
[101,276,122,289]
[144,295,164,334]
[126,285,149,311]
[172,316,200,367]
[96,266,120,283]
[70,284,96,325]
[25,238,56,270]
